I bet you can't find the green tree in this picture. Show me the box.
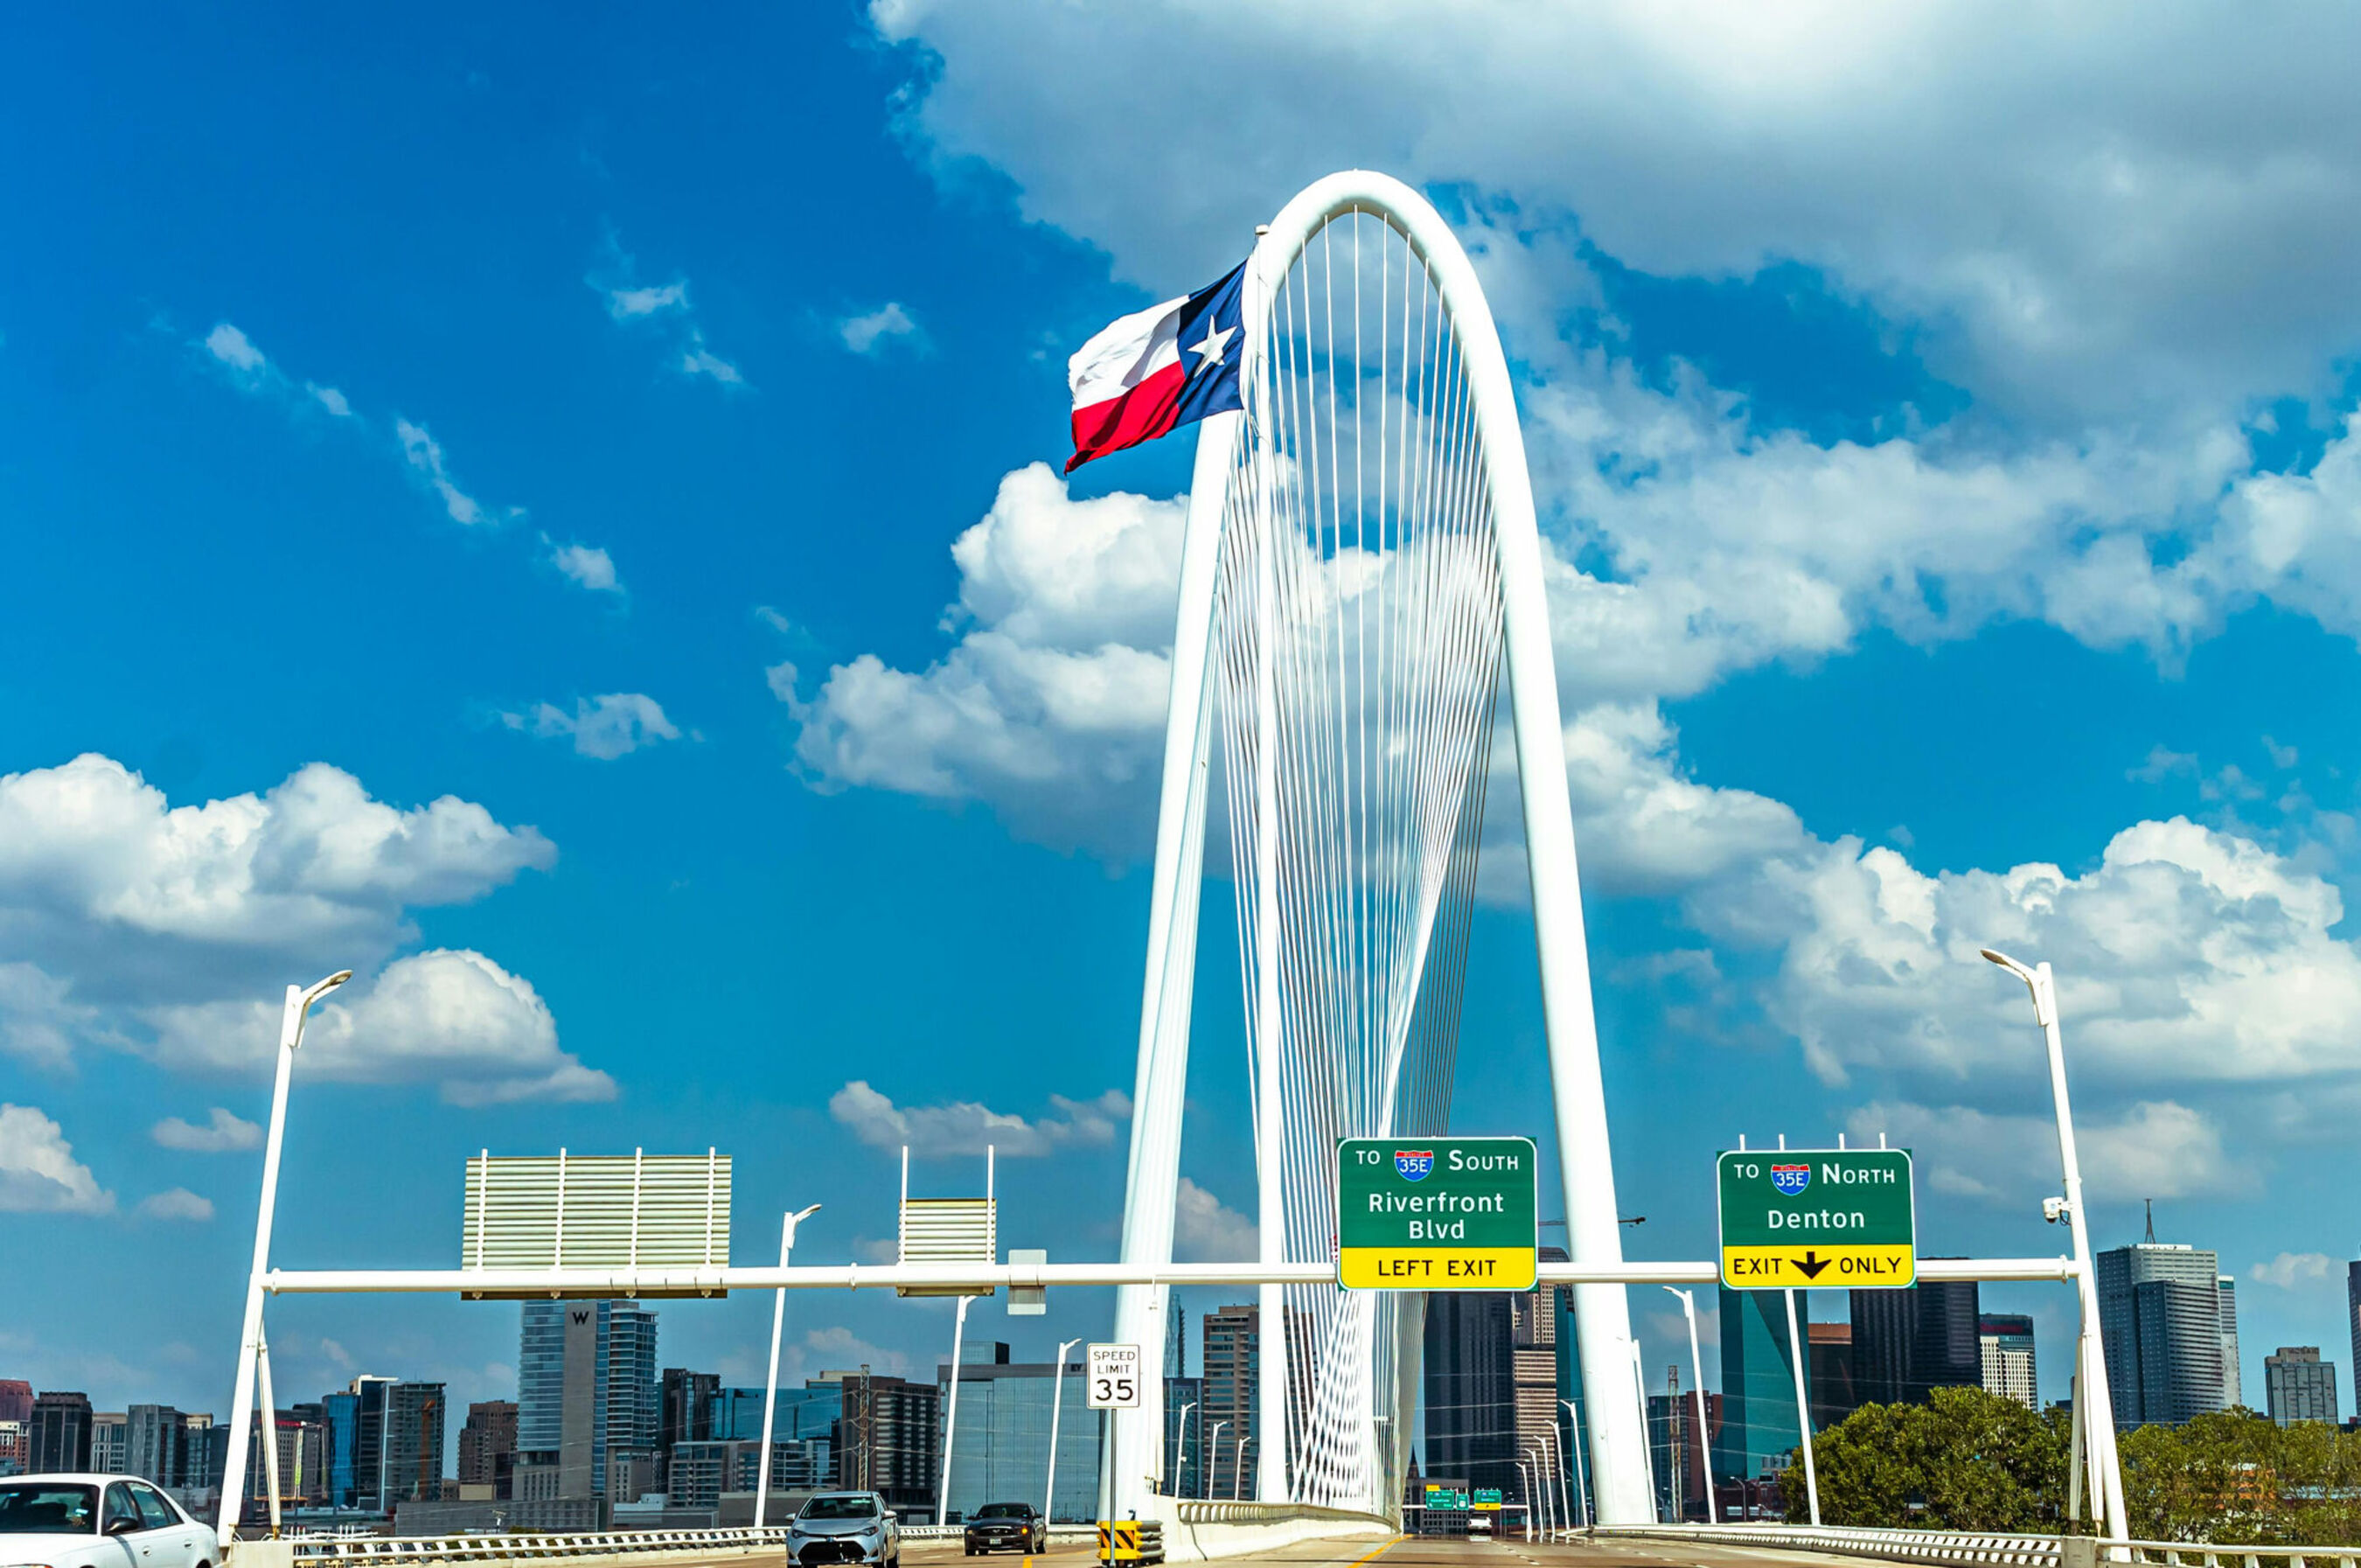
[1786,1387,2069,1530]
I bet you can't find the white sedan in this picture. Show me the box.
[0,1476,222,1568]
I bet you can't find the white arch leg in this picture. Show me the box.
[1494,415,1652,1528]
[1108,412,1238,1520]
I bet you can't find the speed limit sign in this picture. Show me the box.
[1086,1342,1141,1409]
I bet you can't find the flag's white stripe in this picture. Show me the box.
[1068,292,1187,408]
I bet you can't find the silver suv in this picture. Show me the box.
[788,1492,899,1568]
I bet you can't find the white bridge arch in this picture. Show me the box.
[1109,171,1652,1527]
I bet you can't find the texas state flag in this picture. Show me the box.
[1065,261,1245,472]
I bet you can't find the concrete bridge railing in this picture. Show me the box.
[1594,1523,2361,1568]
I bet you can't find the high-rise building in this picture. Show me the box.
[2350,1261,2361,1418]
[0,1421,25,1477]
[381,1383,447,1504]
[90,1412,128,1474]
[935,1342,1100,1523]
[345,1376,396,1509]
[1511,1253,1570,1506]
[126,1405,187,1488]
[2264,1348,2340,1425]
[1807,1323,1857,1427]
[1852,1273,1981,1405]
[1978,1314,2037,1410]
[1201,1306,1257,1500]
[30,1393,92,1474]
[658,1369,717,1484]
[1425,1291,1515,1502]
[518,1300,660,1501]
[710,1384,842,1446]
[2218,1278,2243,1409]
[1715,1288,1801,1486]
[825,1370,939,1516]
[0,1383,31,1425]
[1646,1383,1722,1523]
[2096,1241,2227,1427]
[323,1390,359,1507]
[459,1401,518,1498]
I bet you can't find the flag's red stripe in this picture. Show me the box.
[1066,360,1187,472]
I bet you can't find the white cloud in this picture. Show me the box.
[606,282,688,320]
[2250,1251,2337,1290]
[784,463,1186,851]
[872,1,2361,428]
[395,418,491,526]
[680,338,747,385]
[0,754,591,1102]
[784,1327,911,1383]
[204,323,266,376]
[1174,1176,1256,1262]
[547,540,623,594]
[150,1107,261,1153]
[828,1079,1130,1155]
[1724,816,2361,1092]
[1845,1098,2240,1204]
[591,235,748,387]
[838,303,925,356]
[502,693,683,760]
[145,949,616,1106]
[0,1105,114,1214]
[306,382,352,418]
[136,1188,214,1222]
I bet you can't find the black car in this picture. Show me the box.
[963,1502,1047,1555]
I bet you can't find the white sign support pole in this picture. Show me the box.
[1047,1337,1080,1521]
[255,1327,282,1536]
[1783,1289,1820,1526]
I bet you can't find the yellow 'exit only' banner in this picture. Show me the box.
[1720,1243,1915,1287]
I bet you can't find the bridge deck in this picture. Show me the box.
[632,1533,1872,1568]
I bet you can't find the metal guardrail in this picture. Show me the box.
[281,1528,786,1561]
[259,1521,1104,1563]
[1170,1499,1392,1530]
[1596,1524,2361,1568]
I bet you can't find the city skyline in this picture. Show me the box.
[12,1,2361,1446]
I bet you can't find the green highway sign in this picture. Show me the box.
[1471,1488,1503,1512]
[1423,1484,1468,1511]
[1338,1136,1537,1290]
[1717,1147,1916,1290]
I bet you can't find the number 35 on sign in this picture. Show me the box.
[1087,1343,1141,1409]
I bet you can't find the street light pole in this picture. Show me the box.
[1981,949,2129,1542]
[756,1204,823,1530]
[1558,1398,1591,1529]
[1661,1287,1717,1523]
[218,971,351,1545]
[937,1293,976,1527]
[1783,1288,1820,1525]
[1047,1337,1083,1520]
[1525,1444,1554,1536]
[1170,1402,1196,1503]
[1233,1436,1250,1502]
[1204,1421,1227,1501]
[1540,1423,1573,1538]
[1629,1340,1659,1523]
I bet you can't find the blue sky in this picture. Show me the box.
[6,1,2361,1434]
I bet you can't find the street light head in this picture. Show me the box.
[301,970,354,1007]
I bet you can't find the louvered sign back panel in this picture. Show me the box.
[460,1150,730,1297]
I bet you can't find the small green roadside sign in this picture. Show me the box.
[1717,1147,1916,1290]
[1337,1136,1537,1290]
